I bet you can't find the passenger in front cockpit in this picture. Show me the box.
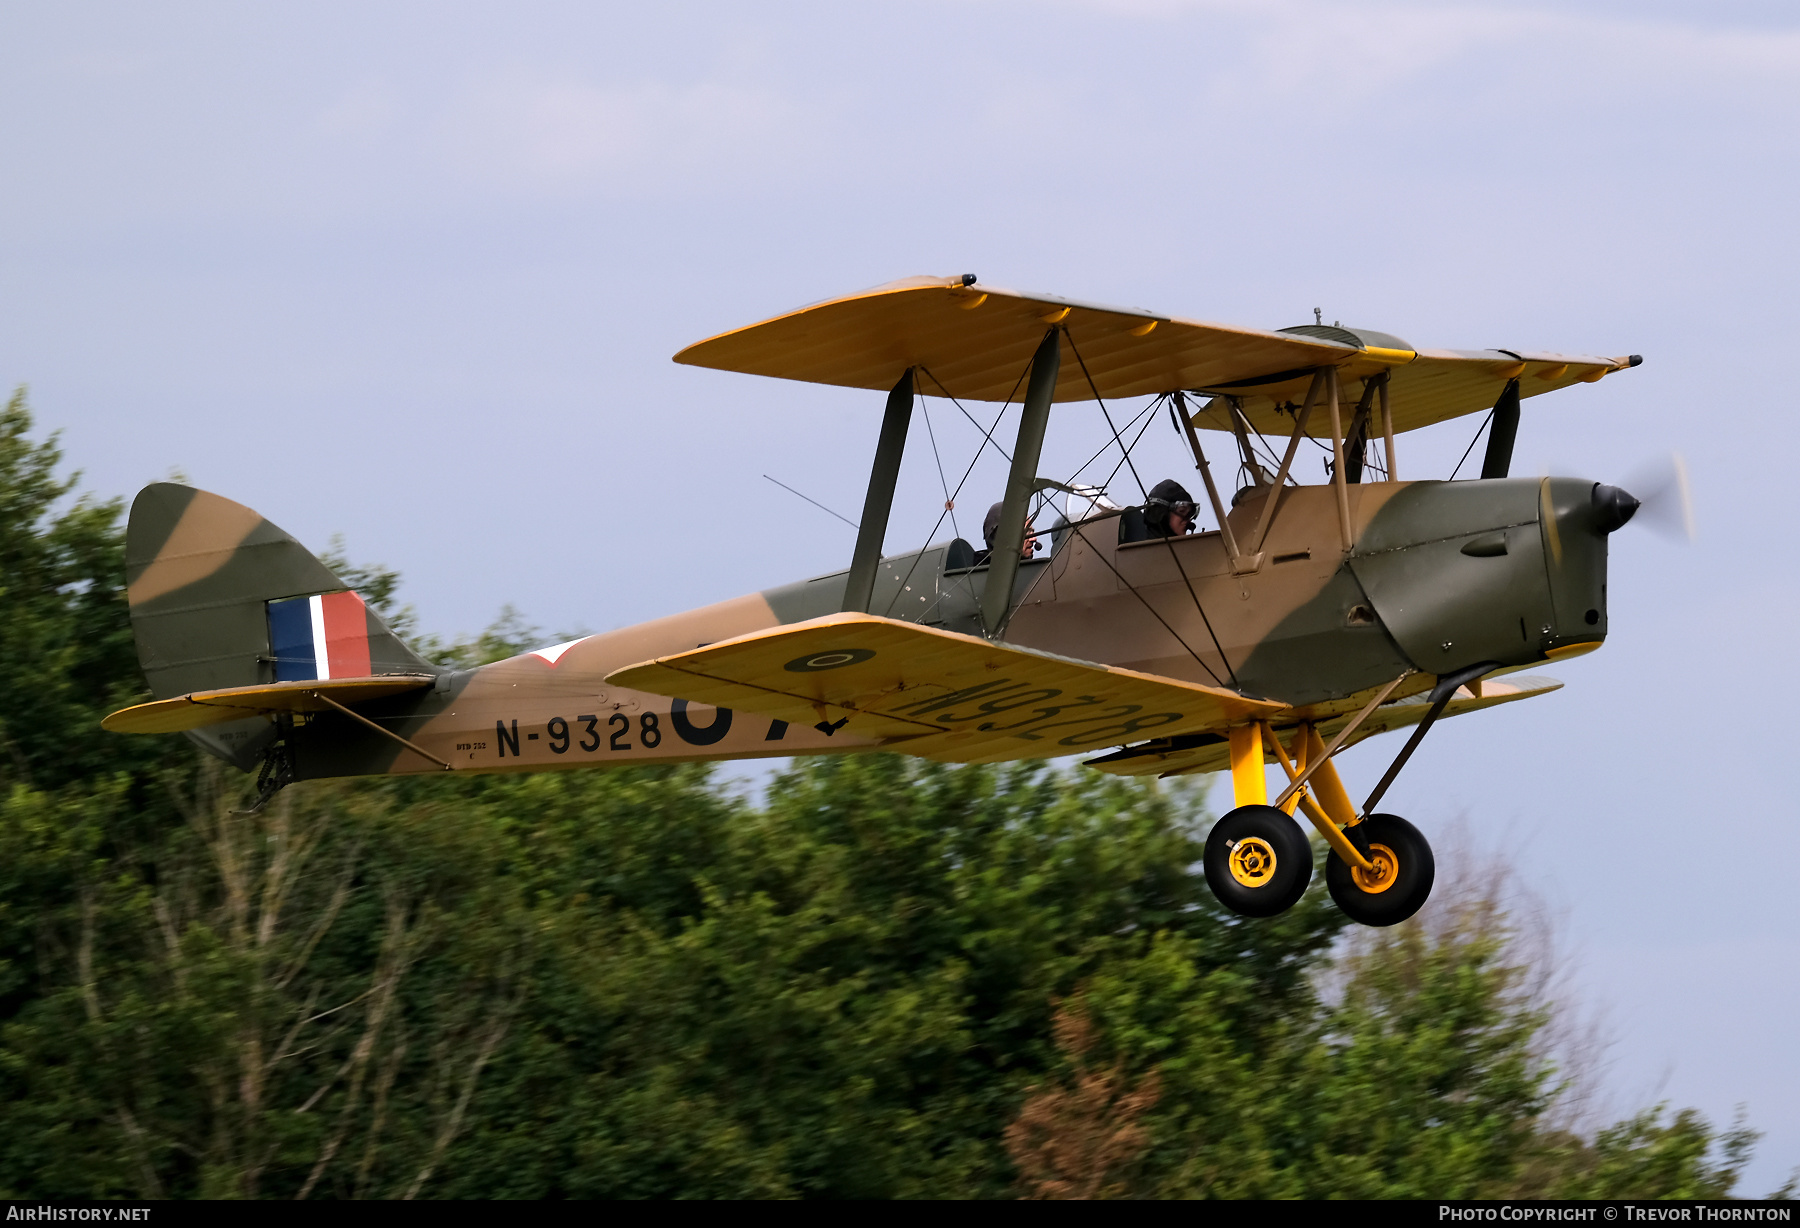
[980,501,1041,565]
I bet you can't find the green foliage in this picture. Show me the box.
[318,540,546,668]
[427,604,546,669]
[319,536,418,643]
[1545,1108,1758,1200]
[0,389,1780,1198]
[0,390,178,790]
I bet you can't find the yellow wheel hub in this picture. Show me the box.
[1228,837,1279,888]
[1351,843,1400,894]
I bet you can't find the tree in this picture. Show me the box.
[0,389,1780,1198]
[0,389,173,791]
[1005,995,1162,1198]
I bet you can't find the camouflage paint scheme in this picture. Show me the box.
[118,464,1614,784]
[112,276,1641,785]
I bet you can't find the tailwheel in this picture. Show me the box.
[1204,805,1313,918]
[1325,813,1435,927]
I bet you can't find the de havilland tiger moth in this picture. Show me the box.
[103,274,1655,926]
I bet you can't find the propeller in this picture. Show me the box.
[1619,452,1697,542]
[1539,453,1695,567]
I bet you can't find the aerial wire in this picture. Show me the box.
[763,474,858,530]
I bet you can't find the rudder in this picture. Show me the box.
[125,483,432,767]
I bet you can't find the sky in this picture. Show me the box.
[3,0,1797,1192]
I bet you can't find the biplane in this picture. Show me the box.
[104,274,1649,926]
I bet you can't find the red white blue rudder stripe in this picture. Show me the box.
[267,591,374,681]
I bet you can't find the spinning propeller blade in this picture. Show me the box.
[1538,454,1693,564]
[1620,452,1696,541]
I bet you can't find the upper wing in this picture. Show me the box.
[1085,674,1564,778]
[1187,348,1628,440]
[672,275,1634,435]
[605,612,1285,764]
[102,674,437,733]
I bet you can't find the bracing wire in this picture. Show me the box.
[1065,331,1148,500]
[1147,510,1238,689]
[886,356,1037,620]
[921,366,1017,467]
[1061,333,1237,688]
[1448,410,1494,482]
[1065,517,1226,687]
[1195,397,1291,489]
[918,397,960,541]
[1250,407,1301,482]
[884,347,1242,684]
[1094,404,1161,500]
[1061,399,1158,492]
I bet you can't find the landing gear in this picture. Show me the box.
[236,733,295,814]
[1204,691,1454,925]
[1325,813,1434,927]
[1204,805,1313,918]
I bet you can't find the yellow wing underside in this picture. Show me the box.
[1084,675,1564,778]
[606,613,1286,765]
[674,275,1633,438]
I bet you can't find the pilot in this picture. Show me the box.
[982,500,1042,563]
[1144,479,1198,537]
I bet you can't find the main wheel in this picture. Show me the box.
[1325,813,1434,927]
[1204,805,1313,918]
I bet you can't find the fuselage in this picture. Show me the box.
[284,475,1616,781]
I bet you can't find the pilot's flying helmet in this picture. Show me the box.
[983,501,1005,548]
[1144,479,1197,530]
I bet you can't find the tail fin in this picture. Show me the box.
[125,483,432,766]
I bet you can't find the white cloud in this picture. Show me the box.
[1038,0,1800,99]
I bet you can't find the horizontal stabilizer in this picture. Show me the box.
[102,674,437,734]
[605,613,1285,764]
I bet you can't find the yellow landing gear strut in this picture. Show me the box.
[1259,721,1378,876]
[1216,670,1438,927]
[1211,671,1437,926]
[1226,670,1414,876]
[1206,724,1314,917]
[1229,720,1376,875]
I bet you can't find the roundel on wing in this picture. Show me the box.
[784,649,876,673]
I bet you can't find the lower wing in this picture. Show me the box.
[1085,674,1563,778]
[605,612,1285,764]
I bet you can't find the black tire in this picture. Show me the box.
[1204,805,1313,918]
[1326,813,1435,927]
